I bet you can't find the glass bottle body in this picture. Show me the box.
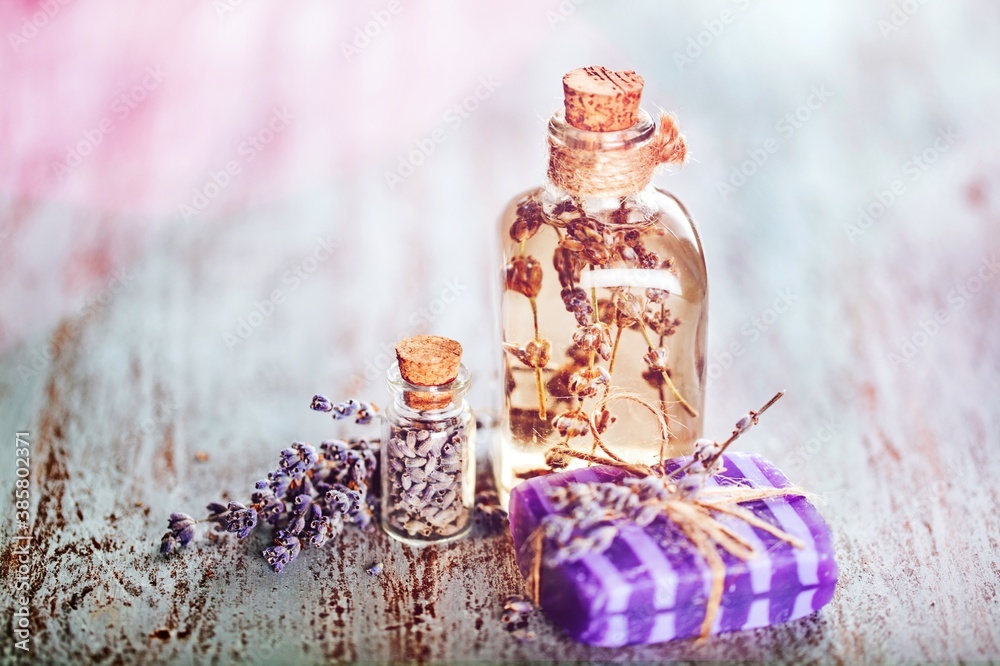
[381,363,476,545]
[495,114,708,508]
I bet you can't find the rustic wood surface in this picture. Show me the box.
[2,1,999,663]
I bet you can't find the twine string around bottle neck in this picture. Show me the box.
[547,112,689,199]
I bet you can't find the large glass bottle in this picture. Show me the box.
[494,67,708,507]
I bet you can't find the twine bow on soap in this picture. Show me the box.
[522,391,808,640]
[547,112,689,199]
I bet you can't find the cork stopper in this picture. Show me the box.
[395,336,463,410]
[562,66,644,132]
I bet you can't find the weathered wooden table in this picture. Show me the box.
[2,1,999,663]
[2,197,998,662]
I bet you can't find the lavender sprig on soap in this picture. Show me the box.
[159,396,379,573]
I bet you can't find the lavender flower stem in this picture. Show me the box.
[529,297,547,420]
[666,391,785,481]
[639,323,698,417]
[607,325,624,375]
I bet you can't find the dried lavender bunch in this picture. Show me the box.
[539,392,785,565]
[159,395,379,573]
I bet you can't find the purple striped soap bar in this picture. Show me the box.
[508,453,838,646]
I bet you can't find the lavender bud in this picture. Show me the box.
[692,438,720,461]
[168,512,194,528]
[307,509,334,548]
[263,534,301,573]
[259,497,285,523]
[223,502,258,539]
[560,536,592,562]
[678,472,706,498]
[355,402,377,425]
[286,514,305,535]
[206,502,228,518]
[588,525,618,552]
[321,439,350,463]
[310,394,333,412]
[330,399,359,420]
[501,608,521,624]
[643,346,670,372]
[267,469,291,495]
[160,512,197,555]
[503,597,534,614]
[349,502,373,529]
[633,504,661,528]
[352,458,367,481]
[326,487,350,513]
[177,524,195,547]
[159,534,176,555]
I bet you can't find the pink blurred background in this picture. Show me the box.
[2,0,998,413]
[1,0,557,348]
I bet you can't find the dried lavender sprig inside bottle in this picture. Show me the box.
[381,336,475,545]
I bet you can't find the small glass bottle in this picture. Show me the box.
[495,67,708,507]
[381,335,475,545]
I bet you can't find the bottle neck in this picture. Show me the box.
[546,108,659,200]
[385,362,471,418]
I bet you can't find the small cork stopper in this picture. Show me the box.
[396,335,463,386]
[562,66,644,132]
[396,336,463,410]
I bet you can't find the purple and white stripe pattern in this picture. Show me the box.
[508,453,838,646]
